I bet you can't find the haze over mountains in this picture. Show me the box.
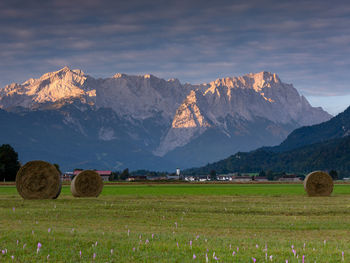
[186,105,350,176]
[0,67,331,171]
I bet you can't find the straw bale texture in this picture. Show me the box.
[304,171,333,197]
[16,160,61,199]
[71,170,103,197]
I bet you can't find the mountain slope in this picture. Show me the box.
[0,67,332,171]
[185,106,350,175]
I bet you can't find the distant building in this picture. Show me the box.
[278,174,301,182]
[231,176,252,182]
[167,174,180,180]
[253,176,269,182]
[127,175,147,181]
[61,172,74,181]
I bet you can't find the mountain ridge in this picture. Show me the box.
[0,67,332,170]
[185,105,350,175]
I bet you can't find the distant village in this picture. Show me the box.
[62,169,305,182]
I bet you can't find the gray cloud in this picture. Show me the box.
[0,0,350,113]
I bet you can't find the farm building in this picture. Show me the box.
[278,174,302,182]
[231,176,252,182]
[253,176,269,182]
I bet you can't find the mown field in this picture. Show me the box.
[1,183,350,262]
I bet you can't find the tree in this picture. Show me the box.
[0,144,21,181]
[259,170,266,177]
[120,168,130,180]
[53,163,62,174]
[209,170,216,180]
[329,170,338,180]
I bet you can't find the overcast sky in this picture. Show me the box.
[1,0,349,114]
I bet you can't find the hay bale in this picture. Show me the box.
[304,171,333,197]
[71,170,103,197]
[16,160,61,199]
[53,179,62,199]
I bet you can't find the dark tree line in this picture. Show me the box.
[0,144,21,181]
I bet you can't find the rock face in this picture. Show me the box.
[0,67,332,170]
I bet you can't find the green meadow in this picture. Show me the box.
[1,183,350,262]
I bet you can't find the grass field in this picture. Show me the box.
[1,183,350,262]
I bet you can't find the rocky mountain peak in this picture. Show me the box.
[0,67,95,109]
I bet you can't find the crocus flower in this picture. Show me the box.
[11,255,14,260]
[93,253,96,260]
[111,249,113,255]
[252,257,256,263]
[79,251,82,258]
[193,254,196,259]
[302,255,305,263]
[37,242,42,254]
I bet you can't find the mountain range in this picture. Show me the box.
[0,67,331,171]
[185,106,350,176]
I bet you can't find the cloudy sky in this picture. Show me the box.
[1,0,349,114]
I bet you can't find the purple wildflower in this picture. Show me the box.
[79,250,82,258]
[252,257,256,263]
[193,254,196,259]
[37,242,42,254]
[93,253,96,260]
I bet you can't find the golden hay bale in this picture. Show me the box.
[16,160,61,200]
[304,171,334,197]
[70,170,103,197]
[53,180,62,200]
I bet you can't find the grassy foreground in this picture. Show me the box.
[1,183,350,262]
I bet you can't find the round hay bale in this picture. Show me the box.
[70,170,103,197]
[304,171,333,197]
[16,160,61,199]
[53,179,62,199]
